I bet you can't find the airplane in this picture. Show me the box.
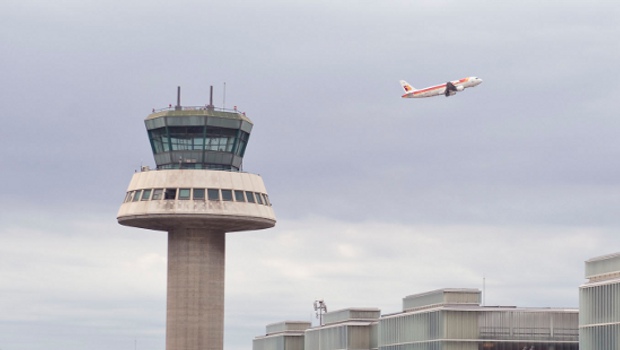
[400,77,483,98]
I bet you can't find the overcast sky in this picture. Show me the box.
[2,0,620,349]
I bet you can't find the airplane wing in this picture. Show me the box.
[445,82,457,97]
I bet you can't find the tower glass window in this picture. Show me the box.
[132,190,142,202]
[263,194,271,206]
[234,190,245,202]
[221,189,233,201]
[152,188,163,200]
[178,188,191,200]
[141,189,152,201]
[164,188,177,200]
[246,191,255,203]
[207,189,220,201]
[205,127,237,152]
[193,188,205,200]
[145,111,253,171]
[236,130,249,157]
[148,128,169,153]
[168,126,205,151]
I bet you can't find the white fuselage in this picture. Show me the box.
[402,77,483,98]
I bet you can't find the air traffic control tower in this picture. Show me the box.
[117,87,276,350]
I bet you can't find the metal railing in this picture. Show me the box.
[151,105,245,114]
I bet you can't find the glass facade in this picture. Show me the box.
[580,253,620,349]
[306,324,378,350]
[253,322,310,350]
[379,309,577,350]
[148,126,248,156]
[145,110,253,171]
[254,336,305,350]
[262,291,578,350]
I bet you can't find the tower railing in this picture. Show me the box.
[151,105,245,114]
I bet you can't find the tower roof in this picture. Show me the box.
[146,106,253,123]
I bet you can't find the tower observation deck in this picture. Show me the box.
[117,88,276,350]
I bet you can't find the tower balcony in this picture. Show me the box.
[117,168,276,232]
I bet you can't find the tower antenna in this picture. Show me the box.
[175,86,181,110]
[207,86,214,110]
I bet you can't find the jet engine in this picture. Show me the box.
[456,85,465,91]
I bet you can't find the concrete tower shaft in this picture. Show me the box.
[117,98,275,350]
[167,229,225,350]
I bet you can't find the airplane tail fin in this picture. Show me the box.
[399,80,416,93]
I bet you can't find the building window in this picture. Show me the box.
[164,188,177,200]
[178,188,191,200]
[141,189,152,201]
[246,191,255,203]
[263,194,271,206]
[221,189,233,201]
[207,189,220,201]
[206,127,237,152]
[148,128,167,154]
[124,192,132,203]
[152,189,163,200]
[235,131,250,156]
[234,190,245,202]
[132,190,142,202]
[168,126,206,151]
[255,192,264,205]
[193,188,205,200]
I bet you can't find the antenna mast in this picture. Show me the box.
[175,86,181,110]
[207,85,214,110]
[313,299,327,326]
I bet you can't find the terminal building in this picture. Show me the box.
[254,289,579,350]
[579,252,620,349]
[253,321,312,350]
